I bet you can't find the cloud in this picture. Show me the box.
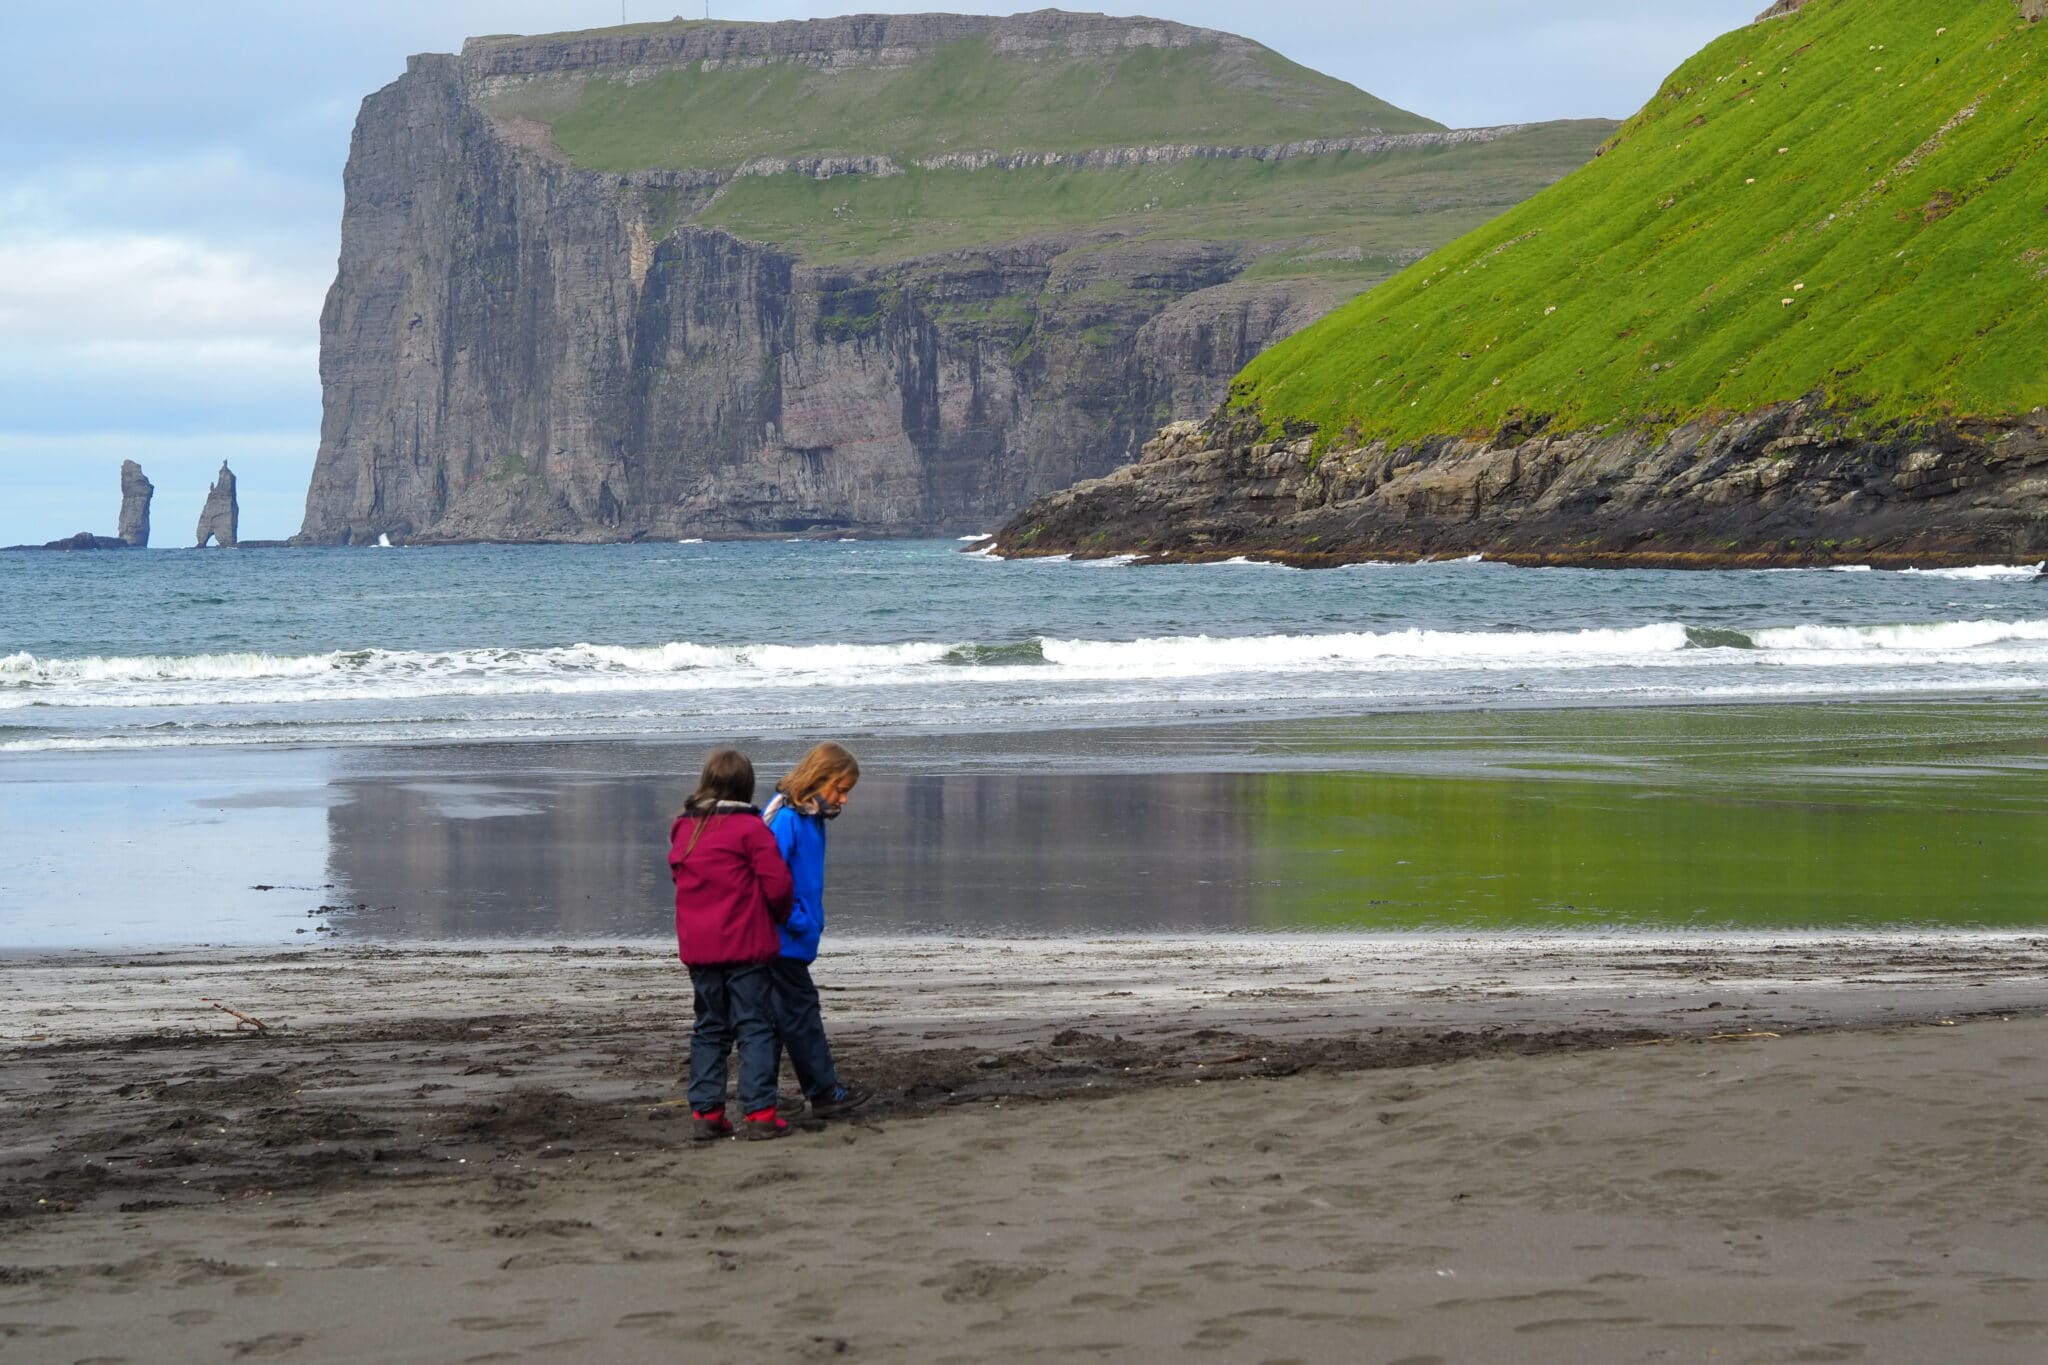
[0,147,338,244]
[0,337,316,441]
[0,232,325,346]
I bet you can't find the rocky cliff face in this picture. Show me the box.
[993,402,2048,568]
[196,463,238,548]
[118,461,152,548]
[297,14,1597,544]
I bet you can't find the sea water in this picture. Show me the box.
[7,541,2048,945]
[3,540,2046,753]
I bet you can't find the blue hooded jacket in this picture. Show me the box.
[766,802,828,962]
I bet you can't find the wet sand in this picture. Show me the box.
[5,935,2048,1362]
[12,699,2048,946]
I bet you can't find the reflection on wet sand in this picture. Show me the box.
[10,702,2048,948]
[324,758,2048,938]
[323,771,1264,939]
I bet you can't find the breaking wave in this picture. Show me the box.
[10,616,2048,724]
[1898,562,2044,581]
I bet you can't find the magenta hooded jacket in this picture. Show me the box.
[669,805,795,966]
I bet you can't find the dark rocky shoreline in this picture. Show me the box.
[993,397,2048,569]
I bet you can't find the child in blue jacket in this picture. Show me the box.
[762,741,872,1118]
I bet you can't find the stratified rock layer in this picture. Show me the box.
[196,464,239,548]
[297,14,1603,544]
[993,403,2048,568]
[118,461,153,548]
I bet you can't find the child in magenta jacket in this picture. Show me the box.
[671,747,795,1140]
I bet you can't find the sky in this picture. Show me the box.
[0,1,1763,546]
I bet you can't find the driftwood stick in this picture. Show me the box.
[204,1000,269,1034]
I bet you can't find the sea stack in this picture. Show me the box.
[118,460,153,547]
[195,463,239,548]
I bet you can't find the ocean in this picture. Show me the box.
[7,540,2048,946]
[4,540,2046,753]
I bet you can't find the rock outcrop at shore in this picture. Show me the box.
[992,402,2048,568]
[1000,0,2048,571]
[196,464,238,548]
[295,12,1606,545]
[4,532,130,552]
[117,461,153,548]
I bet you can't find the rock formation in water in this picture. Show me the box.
[3,531,130,551]
[0,461,153,551]
[296,11,1609,544]
[196,463,239,548]
[118,460,153,548]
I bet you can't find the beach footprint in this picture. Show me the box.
[922,1261,1050,1304]
[450,1315,545,1333]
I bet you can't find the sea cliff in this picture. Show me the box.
[297,10,1607,544]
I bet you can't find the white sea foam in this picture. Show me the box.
[1041,623,1691,675]
[1750,618,2048,651]
[1898,562,2045,581]
[0,650,339,685]
[11,618,2048,713]
[957,533,994,542]
[12,610,2048,748]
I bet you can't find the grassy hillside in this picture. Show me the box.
[699,121,1611,270]
[491,31,1439,172]
[1232,0,2048,446]
[473,16,1607,281]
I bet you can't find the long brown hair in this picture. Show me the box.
[679,746,756,819]
[776,741,860,806]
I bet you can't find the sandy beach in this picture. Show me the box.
[5,935,2047,1362]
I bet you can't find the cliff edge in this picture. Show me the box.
[298,10,1609,544]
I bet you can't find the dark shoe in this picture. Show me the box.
[742,1108,789,1141]
[691,1108,734,1141]
[808,1082,872,1118]
[777,1089,808,1112]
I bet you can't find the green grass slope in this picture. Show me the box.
[1232,0,2048,447]
[474,18,1609,277]
[495,31,1439,171]
[698,121,1611,270]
